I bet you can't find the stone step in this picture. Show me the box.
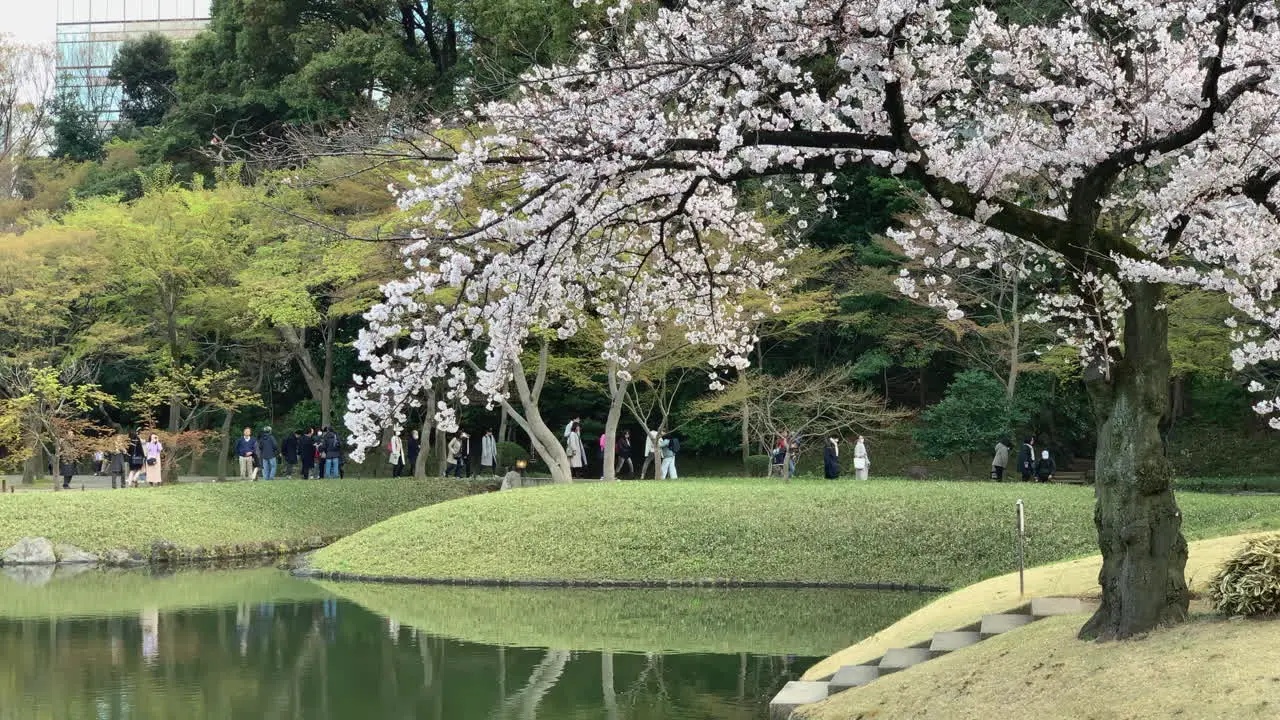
[1031,597,1097,617]
[980,613,1035,636]
[878,647,933,674]
[769,681,829,719]
[828,664,880,692]
[929,631,984,653]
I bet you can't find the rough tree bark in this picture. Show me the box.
[602,363,628,481]
[413,401,434,481]
[215,409,233,481]
[1079,282,1189,640]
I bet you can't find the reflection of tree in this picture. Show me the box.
[493,649,570,720]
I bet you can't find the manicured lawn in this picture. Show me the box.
[320,582,931,657]
[0,566,330,619]
[0,478,469,556]
[1175,476,1280,493]
[309,478,1280,585]
[798,608,1280,720]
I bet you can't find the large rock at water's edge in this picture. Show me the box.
[102,548,147,567]
[55,544,99,565]
[2,537,57,565]
[2,564,55,586]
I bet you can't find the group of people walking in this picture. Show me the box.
[82,429,163,489]
[992,436,1056,482]
[236,426,343,480]
[562,417,682,479]
[819,435,870,480]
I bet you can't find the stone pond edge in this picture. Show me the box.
[0,535,345,569]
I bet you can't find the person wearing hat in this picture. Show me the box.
[257,426,279,480]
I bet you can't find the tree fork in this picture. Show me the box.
[1080,282,1189,640]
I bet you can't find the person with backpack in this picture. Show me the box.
[321,427,341,479]
[1036,449,1056,483]
[1017,436,1036,481]
[660,433,679,480]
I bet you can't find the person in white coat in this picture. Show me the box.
[388,433,405,477]
[853,436,870,481]
[480,429,498,474]
[566,422,587,478]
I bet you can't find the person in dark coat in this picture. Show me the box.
[823,437,841,479]
[1036,449,1056,483]
[282,430,300,479]
[406,430,421,470]
[1017,436,1036,481]
[59,458,76,489]
[299,428,317,479]
[258,426,279,480]
[126,428,146,487]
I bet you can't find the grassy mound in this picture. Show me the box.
[0,478,468,556]
[802,531,1268,680]
[0,566,329,619]
[309,478,1280,585]
[321,582,930,657]
[798,610,1280,720]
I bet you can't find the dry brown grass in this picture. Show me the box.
[803,532,1272,680]
[799,609,1280,720]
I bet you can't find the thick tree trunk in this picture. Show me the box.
[414,411,433,480]
[278,324,336,428]
[1079,282,1189,640]
[602,365,627,481]
[216,410,233,481]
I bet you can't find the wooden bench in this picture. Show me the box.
[1050,471,1091,485]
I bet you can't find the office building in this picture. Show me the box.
[55,0,211,124]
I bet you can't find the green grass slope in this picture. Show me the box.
[321,582,930,656]
[310,478,1280,586]
[0,478,468,556]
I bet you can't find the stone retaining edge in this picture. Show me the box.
[290,566,949,593]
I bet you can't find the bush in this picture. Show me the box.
[745,455,770,477]
[495,441,529,471]
[1210,535,1280,616]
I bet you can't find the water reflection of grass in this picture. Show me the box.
[0,566,330,619]
[319,581,932,657]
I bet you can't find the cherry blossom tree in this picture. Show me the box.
[346,0,1279,636]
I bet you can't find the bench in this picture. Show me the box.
[1050,471,1091,485]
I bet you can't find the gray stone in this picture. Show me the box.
[1031,597,1097,617]
[980,613,1035,636]
[102,548,147,567]
[2,537,56,565]
[769,681,829,719]
[828,664,880,692]
[52,563,95,581]
[2,564,55,586]
[55,544,99,565]
[929,631,984,652]
[878,647,933,673]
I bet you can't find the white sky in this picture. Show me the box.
[0,2,58,46]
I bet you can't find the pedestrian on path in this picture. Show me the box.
[142,433,163,486]
[126,429,145,487]
[1018,436,1036,481]
[640,430,658,479]
[321,427,341,478]
[59,456,76,490]
[566,423,586,479]
[853,436,870,481]
[299,428,317,479]
[283,430,301,479]
[236,427,256,480]
[823,437,840,479]
[660,433,679,480]
[992,439,1010,481]
[108,436,127,489]
[258,426,279,480]
[389,432,405,477]
[616,430,634,478]
[1036,449,1056,483]
[407,430,421,470]
[480,430,497,474]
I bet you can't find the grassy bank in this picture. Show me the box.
[321,582,930,657]
[0,478,469,557]
[309,478,1280,585]
[798,609,1280,720]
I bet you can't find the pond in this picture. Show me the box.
[0,565,933,719]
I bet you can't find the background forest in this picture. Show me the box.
[0,0,1268,481]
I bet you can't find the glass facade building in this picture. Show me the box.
[56,0,212,124]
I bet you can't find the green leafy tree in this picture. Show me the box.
[49,96,106,163]
[914,370,1015,473]
[108,33,179,128]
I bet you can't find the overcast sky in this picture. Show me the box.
[0,2,57,46]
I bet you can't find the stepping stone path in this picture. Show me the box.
[770,596,1099,719]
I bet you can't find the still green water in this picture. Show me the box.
[0,566,931,719]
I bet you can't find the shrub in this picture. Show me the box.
[495,441,529,470]
[1210,535,1280,616]
[745,455,770,477]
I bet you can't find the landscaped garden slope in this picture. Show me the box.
[798,610,1280,720]
[0,566,330,619]
[0,479,468,556]
[320,582,930,657]
[308,479,1280,585]
[802,531,1268,680]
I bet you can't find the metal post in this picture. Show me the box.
[1016,499,1026,597]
